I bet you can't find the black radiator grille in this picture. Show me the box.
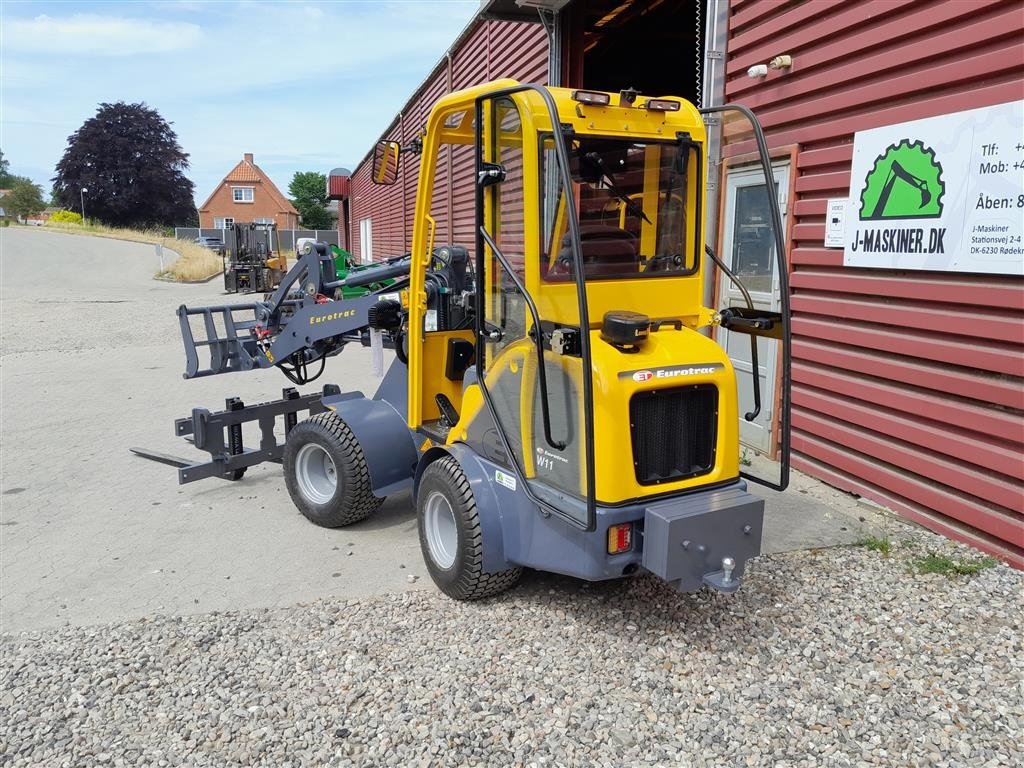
[629,385,718,485]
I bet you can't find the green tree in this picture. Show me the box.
[52,102,195,227]
[0,149,33,189]
[0,149,12,187]
[4,179,46,219]
[288,171,332,230]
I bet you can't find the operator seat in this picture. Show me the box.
[550,224,640,279]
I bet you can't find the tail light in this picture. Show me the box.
[607,523,633,554]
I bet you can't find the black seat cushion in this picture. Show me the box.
[550,224,639,279]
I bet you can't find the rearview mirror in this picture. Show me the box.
[372,140,400,185]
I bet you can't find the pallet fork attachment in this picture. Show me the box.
[177,303,264,379]
[131,386,338,483]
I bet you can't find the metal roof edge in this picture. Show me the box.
[479,0,554,22]
[352,10,495,178]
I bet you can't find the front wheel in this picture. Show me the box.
[417,455,521,600]
[283,412,383,527]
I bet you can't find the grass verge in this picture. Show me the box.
[39,221,222,282]
[911,552,998,577]
[855,535,892,555]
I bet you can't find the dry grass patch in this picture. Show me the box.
[42,221,223,282]
[159,243,223,281]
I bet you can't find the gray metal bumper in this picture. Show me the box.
[641,485,764,593]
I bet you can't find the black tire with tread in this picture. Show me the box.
[283,412,383,527]
[417,455,521,600]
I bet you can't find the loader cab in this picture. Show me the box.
[373,80,789,532]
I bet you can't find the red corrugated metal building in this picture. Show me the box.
[343,0,1023,566]
[722,0,1023,567]
[348,17,549,264]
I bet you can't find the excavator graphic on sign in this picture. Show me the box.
[859,139,945,220]
[869,160,931,218]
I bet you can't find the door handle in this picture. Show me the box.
[480,322,504,342]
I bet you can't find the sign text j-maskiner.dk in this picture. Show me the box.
[844,100,1023,276]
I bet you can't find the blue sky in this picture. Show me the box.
[1,0,479,203]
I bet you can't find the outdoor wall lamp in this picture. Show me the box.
[747,54,794,79]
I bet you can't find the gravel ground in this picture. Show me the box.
[2,529,1021,768]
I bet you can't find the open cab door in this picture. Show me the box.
[700,105,792,492]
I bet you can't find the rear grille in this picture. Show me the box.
[629,385,718,485]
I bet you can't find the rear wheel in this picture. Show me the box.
[417,455,521,600]
[283,412,383,527]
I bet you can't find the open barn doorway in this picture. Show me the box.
[564,0,707,107]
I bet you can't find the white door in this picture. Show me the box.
[718,163,789,455]
[359,218,373,264]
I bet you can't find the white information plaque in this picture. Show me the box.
[844,101,1023,275]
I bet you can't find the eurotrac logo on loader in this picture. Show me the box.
[622,363,724,383]
[309,308,358,325]
[849,139,947,255]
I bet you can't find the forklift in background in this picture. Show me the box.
[139,80,790,601]
[223,222,288,294]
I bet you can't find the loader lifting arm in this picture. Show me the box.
[177,243,411,382]
[135,243,414,482]
[137,240,472,484]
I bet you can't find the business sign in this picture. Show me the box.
[844,100,1023,275]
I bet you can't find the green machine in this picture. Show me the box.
[329,245,407,299]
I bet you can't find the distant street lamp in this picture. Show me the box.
[80,187,88,221]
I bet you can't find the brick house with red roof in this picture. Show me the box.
[198,153,299,230]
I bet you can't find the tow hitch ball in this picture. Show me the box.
[703,556,740,594]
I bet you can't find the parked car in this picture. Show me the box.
[194,236,226,256]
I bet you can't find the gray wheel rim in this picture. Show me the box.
[424,491,458,570]
[295,443,338,505]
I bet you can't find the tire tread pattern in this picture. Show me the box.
[422,455,521,600]
[286,412,383,527]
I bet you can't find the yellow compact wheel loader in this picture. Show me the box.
[138,80,790,601]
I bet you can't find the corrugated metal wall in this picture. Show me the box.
[350,19,548,262]
[725,0,1024,565]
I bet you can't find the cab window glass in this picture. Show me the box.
[493,98,525,277]
[540,136,700,282]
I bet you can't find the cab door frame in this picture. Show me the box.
[472,83,598,530]
[699,104,792,492]
[718,160,789,457]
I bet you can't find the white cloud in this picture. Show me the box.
[1,1,481,199]
[4,14,203,56]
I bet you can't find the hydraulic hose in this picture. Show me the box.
[343,257,412,288]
